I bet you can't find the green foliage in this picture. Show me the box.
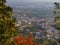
[0,0,17,45]
[0,0,6,3]
[54,2,60,14]
[53,2,60,44]
[54,17,60,30]
[54,2,60,30]
[54,2,60,9]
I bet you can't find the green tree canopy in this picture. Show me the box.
[53,2,60,44]
[0,0,17,45]
[54,2,60,30]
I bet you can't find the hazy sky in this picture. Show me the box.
[7,0,59,2]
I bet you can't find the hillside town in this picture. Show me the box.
[15,14,60,44]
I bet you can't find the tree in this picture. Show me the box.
[53,2,60,44]
[26,34,33,45]
[0,0,17,45]
[53,2,60,30]
[13,35,39,45]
